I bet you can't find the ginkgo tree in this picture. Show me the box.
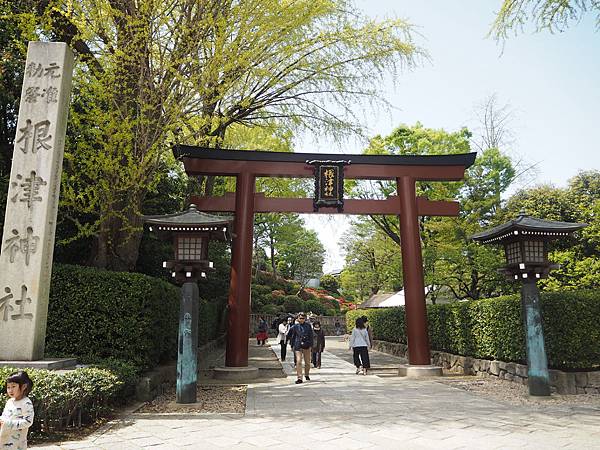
[13,0,423,270]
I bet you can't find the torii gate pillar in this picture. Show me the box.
[226,172,255,367]
[398,176,431,365]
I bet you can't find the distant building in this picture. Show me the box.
[359,287,431,308]
[305,278,320,288]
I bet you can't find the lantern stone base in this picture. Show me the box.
[398,364,443,378]
[0,358,77,370]
[213,366,259,381]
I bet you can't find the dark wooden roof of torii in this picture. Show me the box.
[174,146,477,215]
[174,146,477,181]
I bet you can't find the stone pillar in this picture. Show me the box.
[225,171,255,367]
[521,279,551,396]
[397,176,431,365]
[0,42,73,360]
[177,281,199,403]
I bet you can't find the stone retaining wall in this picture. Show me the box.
[371,340,600,395]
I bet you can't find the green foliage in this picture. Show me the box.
[304,299,327,315]
[269,215,325,285]
[283,295,304,313]
[198,298,225,346]
[319,274,340,293]
[260,304,283,315]
[491,0,600,38]
[347,308,406,342]
[9,0,422,270]
[47,264,180,370]
[351,123,517,302]
[0,366,122,433]
[352,289,600,369]
[340,220,402,301]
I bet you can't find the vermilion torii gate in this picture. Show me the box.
[175,146,476,369]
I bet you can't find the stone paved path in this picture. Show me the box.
[34,337,600,449]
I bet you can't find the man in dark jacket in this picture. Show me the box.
[287,312,313,384]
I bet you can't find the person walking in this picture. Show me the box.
[256,316,268,346]
[287,312,313,384]
[334,319,342,336]
[277,317,290,361]
[311,321,326,369]
[349,317,371,375]
[361,315,374,350]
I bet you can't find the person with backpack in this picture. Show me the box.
[311,321,326,369]
[287,312,313,384]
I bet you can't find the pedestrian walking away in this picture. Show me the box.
[277,317,290,361]
[349,317,371,375]
[311,320,325,368]
[287,312,314,384]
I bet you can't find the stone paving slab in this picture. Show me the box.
[33,337,600,449]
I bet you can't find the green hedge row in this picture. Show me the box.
[0,366,123,434]
[47,264,180,370]
[198,298,225,345]
[348,290,600,370]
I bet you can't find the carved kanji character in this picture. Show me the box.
[44,62,61,78]
[11,285,33,320]
[25,62,43,78]
[16,119,52,154]
[45,86,59,103]
[20,227,39,266]
[24,86,42,103]
[11,171,46,209]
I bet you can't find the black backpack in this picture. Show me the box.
[299,326,311,349]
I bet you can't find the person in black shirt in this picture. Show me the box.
[287,312,313,384]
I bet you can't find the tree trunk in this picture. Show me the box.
[89,197,144,271]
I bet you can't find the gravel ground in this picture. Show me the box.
[136,383,247,414]
[438,375,600,410]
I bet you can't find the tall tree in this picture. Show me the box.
[13,0,422,271]
[275,219,325,286]
[352,122,517,301]
[339,219,402,301]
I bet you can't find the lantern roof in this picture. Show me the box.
[143,204,231,241]
[471,211,587,245]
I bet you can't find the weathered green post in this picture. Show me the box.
[472,211,586,396]
[144,204,230,403]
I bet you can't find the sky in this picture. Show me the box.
[298,1,600,273]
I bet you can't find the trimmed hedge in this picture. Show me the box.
[198,298,225,345]
[47,264,180,370]
[348,290,600,370]
[0,366,123,433]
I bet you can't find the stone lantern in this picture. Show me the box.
[144,204,231,403]
[472,211,586,396]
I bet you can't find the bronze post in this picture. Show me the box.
[226,171,255,367]
[397,176,431,365]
